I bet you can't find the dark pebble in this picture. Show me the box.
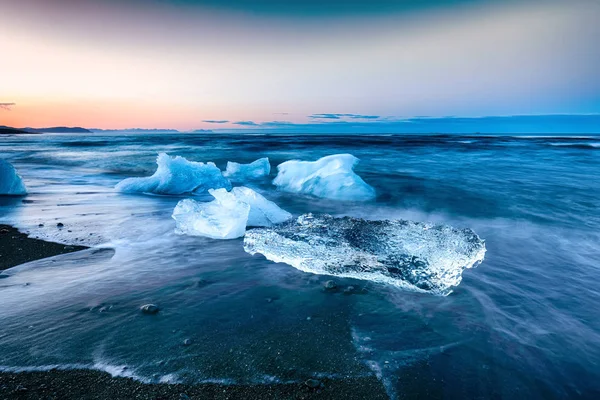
[15,385,28,392]
[57,223,64,228]
[305,379,321,388]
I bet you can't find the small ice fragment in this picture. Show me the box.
[116,153,231,195]
[224,157,271,181]
[0,159,27,196]
[273,154,375,201]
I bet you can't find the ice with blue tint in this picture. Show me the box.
[224,157,271,181]
[172,190,249,239]
[0,159,27,196]
[273,154,375,201]
[115,153,231,195]
[229,187,292,226]
[172,187,291,239]
[244,214,486,295]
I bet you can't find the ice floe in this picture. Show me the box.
[224,157,271,181]
[244,214,486,295]
[172,187,291,239]
[0,159,27,195]
[273,154,375,201]
[115,153,231,195]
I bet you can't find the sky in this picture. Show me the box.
[1,0,599,132]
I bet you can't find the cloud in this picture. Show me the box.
[309,113,381,120]
[233,120,259,126]
[0,102,15,111]
[202,120,229,124]
[261,121,296,127]
[218,114,600,134]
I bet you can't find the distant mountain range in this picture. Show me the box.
[0,126,31,135]
[0,126,215,135]
[90,128,179,133]
[0,125,92,134]
[90,128,213,133]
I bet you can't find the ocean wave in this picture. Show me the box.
[547,142,600,149]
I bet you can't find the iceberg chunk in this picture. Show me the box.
[0,159,27,196]
[273,154,375,201]
[244,214,486,295]
[228,187,292,226]
[172,191,249,239]
[116,153,231,195]
[172,187,292,239]
[224,157,271,181]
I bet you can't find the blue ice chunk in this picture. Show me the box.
[224,157,271,181]
[172,187,292,239]
[116,153,231,195]
[273,154,375,201]
[0,159,27,196]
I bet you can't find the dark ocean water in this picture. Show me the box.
[1,133,599,399]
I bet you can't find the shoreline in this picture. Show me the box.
[0,369,388,399]
[0,224,388,399]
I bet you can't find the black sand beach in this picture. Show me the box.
[0,225,87,271]
[0,225,388,399]
[0,369,388,399]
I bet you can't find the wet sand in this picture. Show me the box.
[0,369,388,399]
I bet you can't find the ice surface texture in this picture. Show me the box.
[244,214,486,295]
[0,159,27,195]
[172,187,292,239]
[224,157,271,181]
[273,154,375,201]
[116,153,231,195]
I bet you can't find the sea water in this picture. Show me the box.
[0,133,599,398]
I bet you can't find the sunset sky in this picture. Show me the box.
[1,0,599,131]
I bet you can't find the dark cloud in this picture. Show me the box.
[0,102,15,111]
[233,120,259,126]
[309,113,381,120]
[202,120,229,124]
